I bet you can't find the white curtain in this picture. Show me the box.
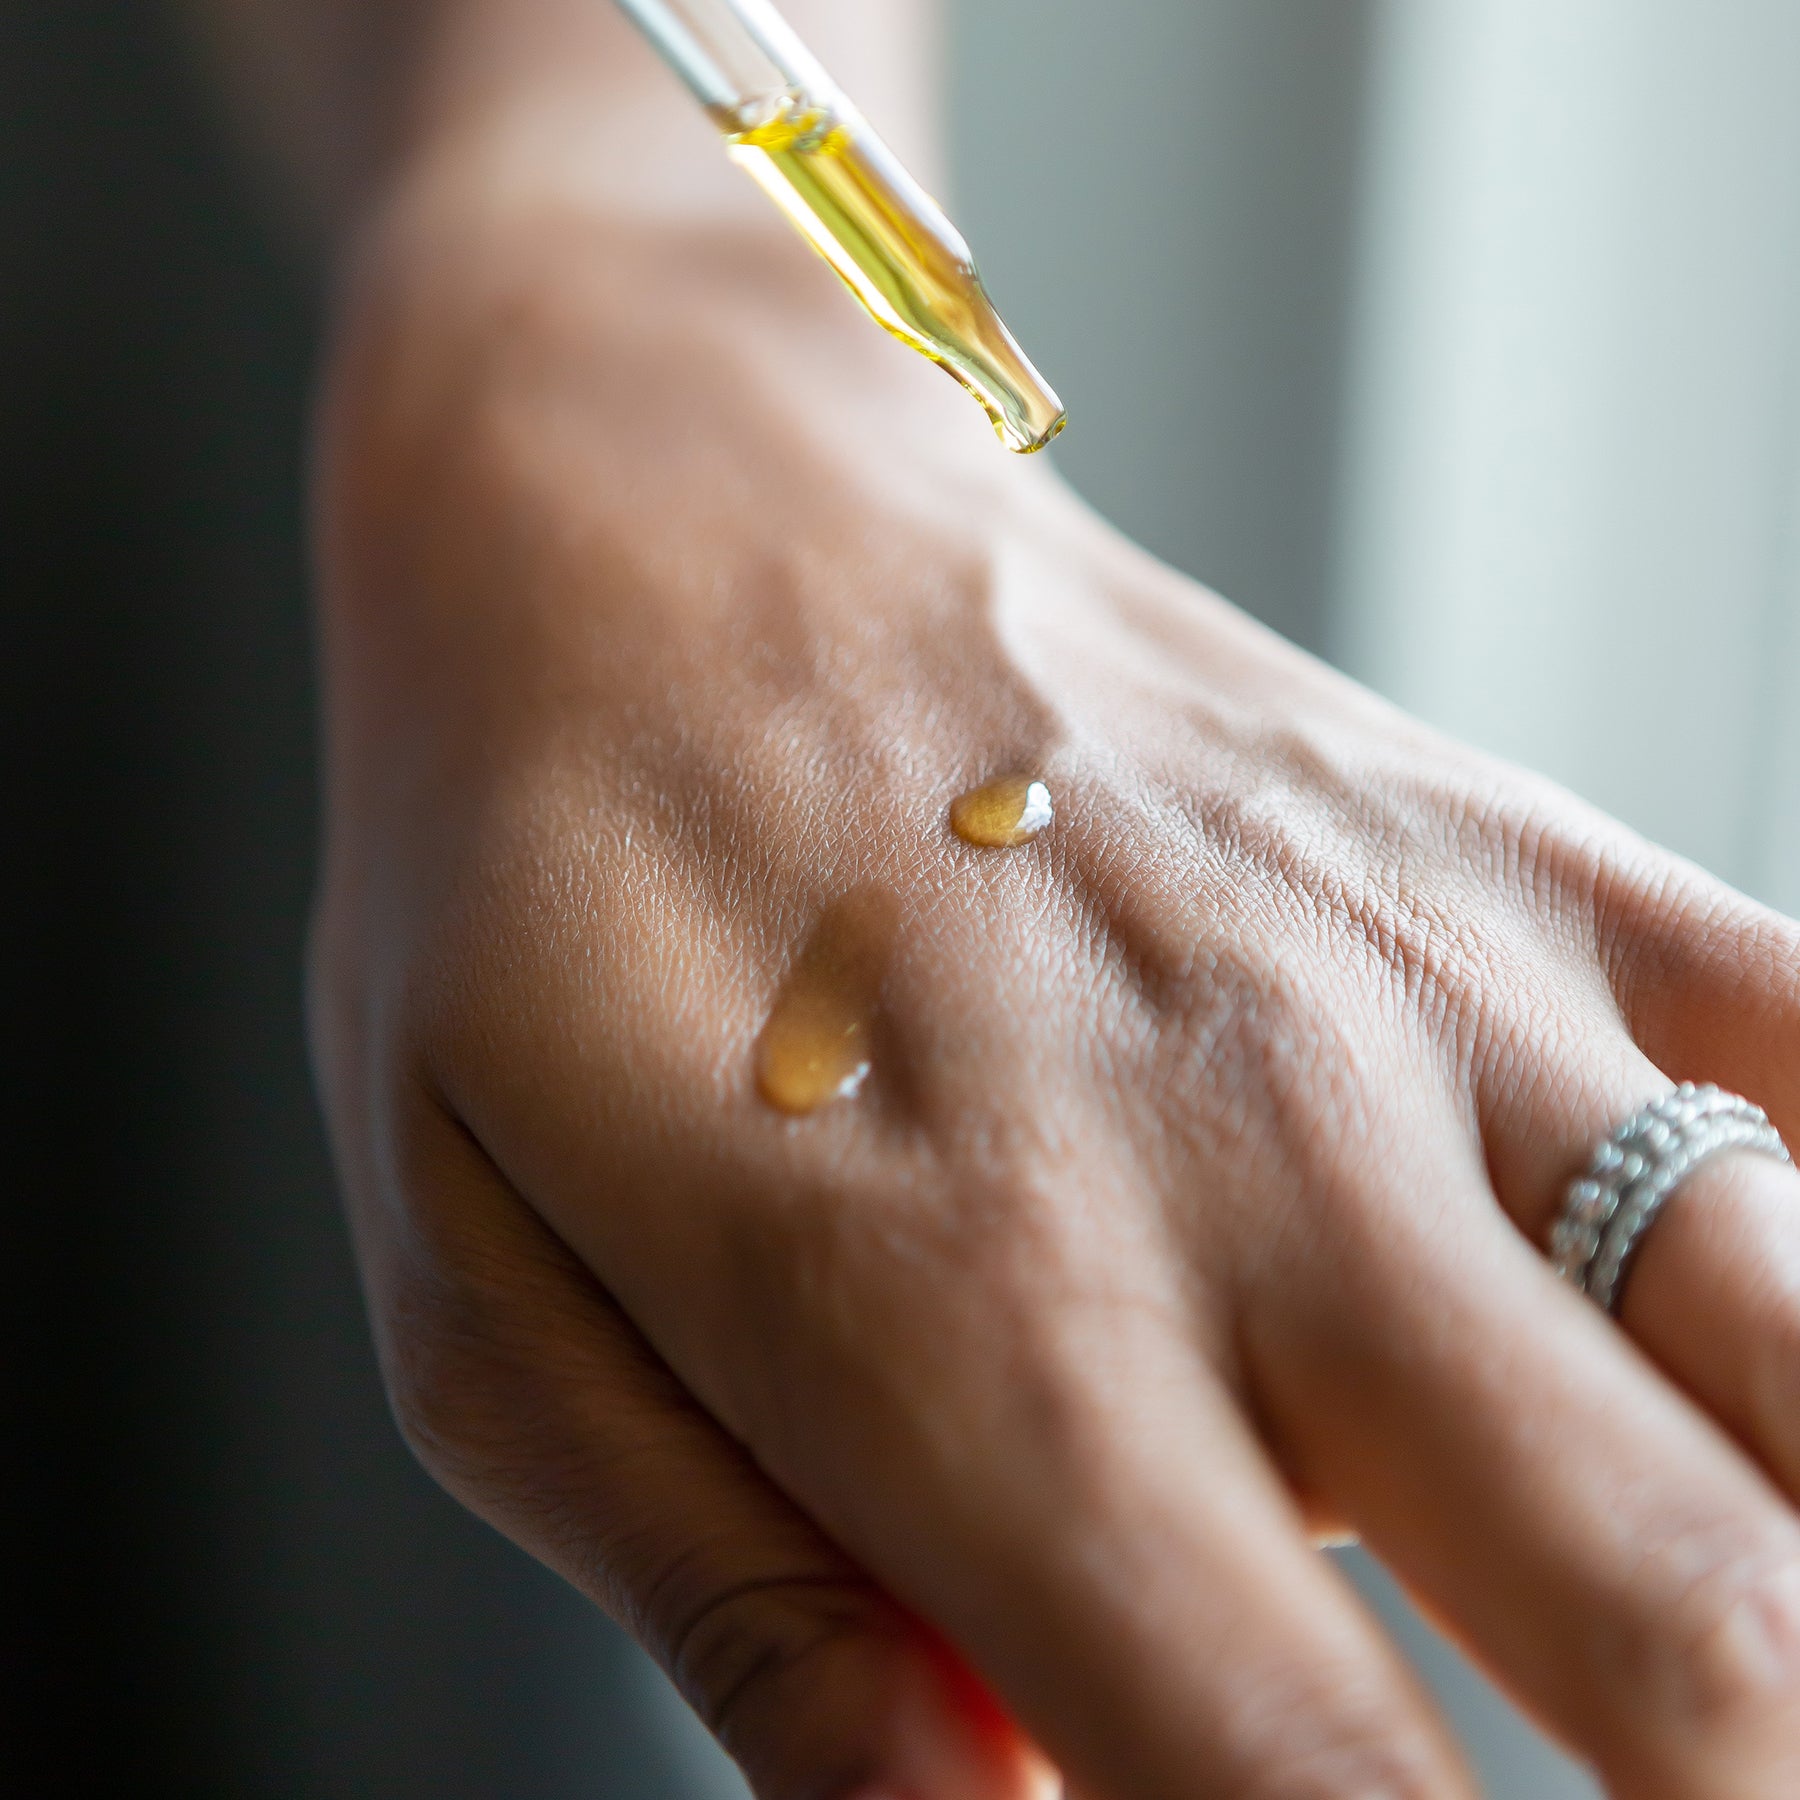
[952,2,1800,1793]
[1334,0,1800,905]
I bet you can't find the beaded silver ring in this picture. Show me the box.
[1549,1084,1790,1314]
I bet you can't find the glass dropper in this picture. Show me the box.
[612,0,1067,453]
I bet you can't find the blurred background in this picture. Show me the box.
[8,0,1799,1793]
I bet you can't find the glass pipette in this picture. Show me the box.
[612,0,1067,453]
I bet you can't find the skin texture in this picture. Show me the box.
[200,0,1800,1793]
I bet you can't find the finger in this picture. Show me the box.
[503,1119,1481,1792]
[1249,1080,1800,1797]
[646,1213,1481,1800]
[875,1348,1478,1800]
[470,845,1484,1796]
[1483,1001,1800,1559]
[1622,1155,1800,1499]
[1609,883,1800,1488]
[1613,881,1800,1141]
[362,1095,1053,1800]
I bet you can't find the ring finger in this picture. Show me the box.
[1485,1006,1800,1510]
[1249,1063,1800,1797]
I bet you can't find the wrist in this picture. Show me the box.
[328,122,1036,507]
[335,0,944,259]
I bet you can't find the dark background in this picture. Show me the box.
[2,5,722,1794]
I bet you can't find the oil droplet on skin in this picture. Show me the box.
[755,891,896,1116]
[949,775,1054,849]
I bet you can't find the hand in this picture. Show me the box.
[310,137,1800,1800]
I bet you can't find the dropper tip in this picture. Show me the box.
[1010,409,1068,455]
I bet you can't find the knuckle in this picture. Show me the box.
[380,1264,506,1491]
[1230,1673,1452,1800]
[1642,1539,1800,1734]
[1607,865,1735,999]
[1449,780,1628,926]
[659,1567,896,1754]
[379,1250,655,1607]
[1329,876,1478,1013]
[1194,949,1335,1115]
[374,1224,571,1511]
[1219,770,1493,1012]
[1237,1747,1444,1800]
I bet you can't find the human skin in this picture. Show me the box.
[192,0,1800,1794]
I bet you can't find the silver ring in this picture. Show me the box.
[1549,1083,1790,1313]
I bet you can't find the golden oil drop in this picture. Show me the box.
[755,890,895,1116]
[949,775,1054,848]
[725,95,1066,454]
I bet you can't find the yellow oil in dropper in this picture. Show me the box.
[723,93,1066,454]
